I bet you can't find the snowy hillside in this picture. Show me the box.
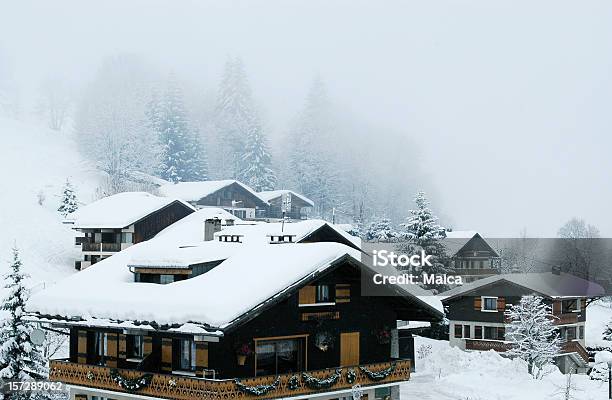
[402,336,608,400]
[0,117,102,297]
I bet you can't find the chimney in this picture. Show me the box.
[204,218,222,241]
[552,265,561,275]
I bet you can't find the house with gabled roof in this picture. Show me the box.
[159,180,269,220]
[29,232,442,400]
[65,192,195,270]
[443,230,500,283]
[258,190,314,220]
[441,270,604,374]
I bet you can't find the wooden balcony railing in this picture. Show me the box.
[81,243,122,252]
[561,341,589,364]
[465,339,510,352]
[554,313,578,325]
[50,359,410,400]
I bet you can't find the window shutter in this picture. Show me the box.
[144,335,153,356]
[474,297,482,311]
[77,330,87,364]
[497,297,505,311]
[552,300,561,315]
[118,334,127,359]
[298,285,316,304]
[335,284,351,303]
[195,341,209,375]
[161,338,172,372]
[475,326,483,339]
[106,333,118,367]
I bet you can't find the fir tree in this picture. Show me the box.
[505,295,562,379]
[239,122,277,191]
[0,248,48,384]
[288,77,341,219]
[150,76,208,183]
[603,318,612,342]
[365,218,398,242]
[397,191,448,279]
[215,57,260,179]
[57,178,78,217]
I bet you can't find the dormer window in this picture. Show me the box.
[268,234,297,244]
[218,234,243,243]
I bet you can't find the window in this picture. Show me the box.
[160,274,174,284]
[562,299,580,313]
[121,232,133,244]
[463,325,471,338]
[479,260,484,269]
[566,327,577,341]
[375,387,391,400]
[579,326,584,340]
[127,335,144,359]
[95,332,108,357]
[454,324,462,338]
[475,326,483,339]
[175,339,195,372]
[482,297,497,311]
[316,285,333,303]
[483,326,498,340]
[255,337,305,376]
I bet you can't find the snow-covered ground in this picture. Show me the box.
[586,299,612,348]
[0,117,102,299]
[401,336,608,400]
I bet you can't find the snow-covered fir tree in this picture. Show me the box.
[238,121,277,191]
[365,218,398,242]
[603,318,612,342]
[149,76,208,183]
[505,295,562,379]
[0,248,48,384]
[214,57,264,179]
[57,178,78,217]
[397,191,448,278]
[288,77,342,219]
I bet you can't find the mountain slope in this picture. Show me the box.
[0,117,102,296]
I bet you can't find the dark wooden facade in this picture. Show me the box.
[66,258,436,381]
[266,195,312,220]
[133,201,195,243]
[196,182,267,210]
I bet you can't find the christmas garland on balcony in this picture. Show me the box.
[234,376,280,396]
[346,368,357,384]
[359,363,396,381]
[109,369,153,392]
[288,375,300,390]
[302,369,342,390]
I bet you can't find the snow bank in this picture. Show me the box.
[586,299,612,348]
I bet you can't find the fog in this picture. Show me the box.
[1,0,611,236]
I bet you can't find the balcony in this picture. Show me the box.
[49,359,411,400]
[465,339,510,352]
[82,243,122,252]
[561,341,589,364]
[554,313,578,325]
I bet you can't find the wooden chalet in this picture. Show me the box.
[441,270,604,374]
[443,231,500,283]
[67,192,195,270]
[159,180,269,220]
[258,190,314,220]
[30,240,442,400]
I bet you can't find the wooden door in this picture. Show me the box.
[340,332,360,366]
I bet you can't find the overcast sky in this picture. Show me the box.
[1,0,611,237]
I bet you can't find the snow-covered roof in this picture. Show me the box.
[128,241,239,269]
[67,192,194,229]
[158,180,268,205]
[444,230,479,239]
[214,219,361,249]
[258,190,314,207]
[441,272,605,300]
[28,243,361,330]
[153,207,244,243]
